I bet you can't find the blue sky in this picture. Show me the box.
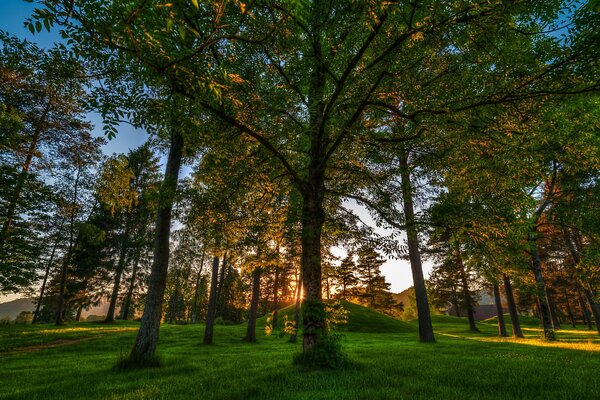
[0,1,423,303]
[0,1,150,157]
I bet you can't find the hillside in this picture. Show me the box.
[258,300,417,334]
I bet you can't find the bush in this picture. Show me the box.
[86,314,104,322]
[0,316,11,325]
[293,333,349,369]
[15,311,33,325]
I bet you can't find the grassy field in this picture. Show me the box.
[1,302,599,400]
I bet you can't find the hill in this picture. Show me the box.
[0,298,35,320]
[258,300,416,334]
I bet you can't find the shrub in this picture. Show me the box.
[15,311,33,325]
[0,316,11,325]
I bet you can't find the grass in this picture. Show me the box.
[1,305,599,400]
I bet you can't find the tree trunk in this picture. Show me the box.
[272,267,279,329]
[204,255,220,345]
[129,130,183,363]
[582,285,600,335]
[577,289,593,329]
[33,220,65,324]
[190,248,206,323]
[75,305,83,322]
[563,289,576,328]
[290,271,302,343]
[121,251,141,321]
[493,283,508,337]
[563,228,600,334]
[216,253,228,317]
[503,275,524,338]
[456,247,478,333]
[300,186,326,352]
[0,103,50,247]
[56,166,82,326]
[105,214,132,323]
[244,267,262,342]
[398,147,435,342]
[547,290,561,329]
[529,244,553,338]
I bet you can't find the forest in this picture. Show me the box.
[1,1,600,399]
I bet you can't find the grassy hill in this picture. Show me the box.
[257,300,416,334]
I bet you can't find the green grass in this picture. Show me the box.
[1,304,599,400]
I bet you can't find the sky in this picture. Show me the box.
[0,1,432,303]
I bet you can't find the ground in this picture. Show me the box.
[1,302,599,400]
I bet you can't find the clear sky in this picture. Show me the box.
[0,1,430,303]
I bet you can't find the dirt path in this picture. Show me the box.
[2,336,97,355]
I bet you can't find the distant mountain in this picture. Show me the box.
[0,297,110,321]
[0,298,35,320]
[392,287,413,308]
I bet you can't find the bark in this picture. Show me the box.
[399,147,435,342]
[456,247,478,332]
[300,186,326,352]
[244,268,262,342]
[493,283,508,337]
[129,130,183,362]
[503,275,524,338]
[55,166,82,326]
[203,255,220,345]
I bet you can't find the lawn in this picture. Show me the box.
[1,304,599,400]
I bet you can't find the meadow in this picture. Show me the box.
[2,302,599,400]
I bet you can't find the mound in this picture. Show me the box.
[258,300,416,334]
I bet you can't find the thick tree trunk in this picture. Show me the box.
[244,268,262,342]
[272,268,279,329]
[503,275,524,338]
[399,147,435,342]
[493,283,508,337]
[204,255,220,345]
[456,247,478,332]
[129,130,183,363]
[300,187,326,352]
